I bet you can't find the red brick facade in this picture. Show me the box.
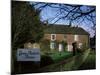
[43,34,89,51]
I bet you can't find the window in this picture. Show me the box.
[63,34,67,40]
[50,42,55,49]
[67,45,73,51]
[51,34,56,41]
[74,35,79,41]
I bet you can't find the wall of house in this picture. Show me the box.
[78,35,89,47]
[24,42,40,49]
[43,34,89,51]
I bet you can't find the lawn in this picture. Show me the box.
[40,51,73,67]
[59,49,96,71]
[49,51,72,63]
[12,49,96,74]
[78,50,96,70]
[38,49,96,72]
[41,50,73,62]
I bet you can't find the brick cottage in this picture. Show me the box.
[43,24,90,51]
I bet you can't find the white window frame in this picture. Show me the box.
[67,44,73,51]
[74,35,79,41]
[51,34,56,41]
[50,42,55,49]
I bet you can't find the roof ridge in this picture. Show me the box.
[44,24,89,35]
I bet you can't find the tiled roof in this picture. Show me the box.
[44,24,89,35]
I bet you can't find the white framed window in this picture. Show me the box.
[67,45,73,51]
[74,35,79,41]
[51,34,56,41]
[50,42,55,49]
[59,44,63,52]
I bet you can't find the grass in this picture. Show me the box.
[38,49,96,72]
[78,50,96,70]
[12,49,96,74]
[49,51,72,63]
[41,50,73,63]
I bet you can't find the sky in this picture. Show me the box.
[30,2,96,37]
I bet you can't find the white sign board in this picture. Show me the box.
[17,48,40,61]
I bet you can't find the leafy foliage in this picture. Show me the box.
[33,3,95,26]
[32,2,96,36]
[12,1,44,50]
[40,39,50,52]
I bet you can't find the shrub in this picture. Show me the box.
[81,42,89,51]
[40,55,54,67]
[40,39,50,52]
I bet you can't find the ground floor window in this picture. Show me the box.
[50,42,56,49]
[59,44,63,52]
[74,35,79,41]
[67,44,73,51]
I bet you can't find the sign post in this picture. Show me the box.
[16,48,40,72]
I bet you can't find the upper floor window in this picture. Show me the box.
[51,34,56,41]
[63,34,67,40]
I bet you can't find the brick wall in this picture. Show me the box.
[43,34,89,51]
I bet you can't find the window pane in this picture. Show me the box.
[50,42,55,49]
[52,35,55,40]
[64,34,67,39]
[51,34,56,41]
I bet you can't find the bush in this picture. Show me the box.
[81,43,89,51]
[40,39,50,52]
[40,55,54,67]
[76,48,84,54]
